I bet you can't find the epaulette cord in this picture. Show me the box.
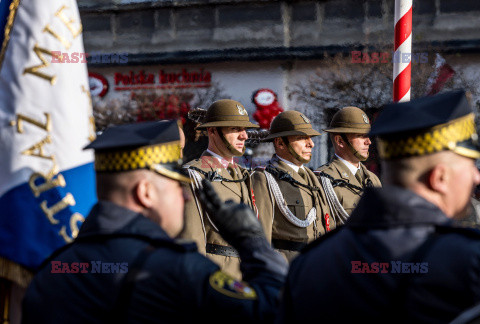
[316,171,364,192]
[265,165,321,192]
[187,166,248,183]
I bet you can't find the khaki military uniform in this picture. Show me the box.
[181,151,255,279]
[252,155,333,262]
[316,156,381,216]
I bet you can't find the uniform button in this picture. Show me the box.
[296,200,300,204]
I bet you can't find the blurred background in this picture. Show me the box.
[80,0,480,170]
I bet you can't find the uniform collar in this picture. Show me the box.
[275,154,303,173]
[206,149,232,167]
[347,185,452,228]
[78,200,170,240]
[335,154,360,175]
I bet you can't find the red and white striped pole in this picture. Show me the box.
[393,0,412,102]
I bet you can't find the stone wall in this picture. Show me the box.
[78,0,480,65]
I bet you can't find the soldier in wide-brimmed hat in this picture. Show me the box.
[180,99,259,280]
[278,90,480,323]
[23,120,288,323]
[315,106,381,225]
[252,110,333,262]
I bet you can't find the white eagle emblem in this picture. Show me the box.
[362,113,369,124]
[237,104,247,115]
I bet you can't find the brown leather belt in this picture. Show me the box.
[206,243,239,257]
[272,239,307,252]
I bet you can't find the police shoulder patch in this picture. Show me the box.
[209,270,257,300]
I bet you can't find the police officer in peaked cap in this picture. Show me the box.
[22,120,287,324]
[315,106,381,225]
[180,99,260,280]
[276,90,480,323]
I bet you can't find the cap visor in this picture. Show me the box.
[453,140,480,159]
[150,164,191,184]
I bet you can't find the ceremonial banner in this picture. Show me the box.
[0,0,97,278]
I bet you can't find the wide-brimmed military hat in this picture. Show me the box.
[196,99,259,129]
[323,106,371,134]
[370,90,480,160]
[84,120,190,183]
[264,110,321,141]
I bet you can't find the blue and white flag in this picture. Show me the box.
[0,0,97,271]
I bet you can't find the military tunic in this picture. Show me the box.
[181,151,256,279]
[316,155,381,215]
[252,155,333,262]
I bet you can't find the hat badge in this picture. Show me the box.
[300,114,310,124]
[362,113,369,124]
[237,104,247,115]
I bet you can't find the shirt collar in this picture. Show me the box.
[275,154,304,173]
[336,154,360,175]
[206,149,232,167]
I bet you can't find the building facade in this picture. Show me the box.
[79,0,480,168]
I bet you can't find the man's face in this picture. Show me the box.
[149,174,187,237]
[217,126,248,157]
[447,155,480,219]
[286,135,314,164]
[345,133,372,161]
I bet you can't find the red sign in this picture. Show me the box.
[114,68,211,91]
[88,72,109,97]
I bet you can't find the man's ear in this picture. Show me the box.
[135,179,154,208]
[428,163,450,194]
[274,137,285,149]
[207,127,218,137]
[334,134,344,148]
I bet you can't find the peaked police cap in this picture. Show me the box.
[370,90,480,160]
[84,120,190,183]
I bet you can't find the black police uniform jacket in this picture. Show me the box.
[22,201,286,324]
[276,185,480,324]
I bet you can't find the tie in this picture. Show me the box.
[298,168,308,183]
[355,169,363,185]
[228,163,244,194]
[227,163,238,180]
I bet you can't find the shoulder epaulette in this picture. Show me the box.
[316,163,330,172]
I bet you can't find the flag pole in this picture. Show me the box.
[393,0,412,102]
